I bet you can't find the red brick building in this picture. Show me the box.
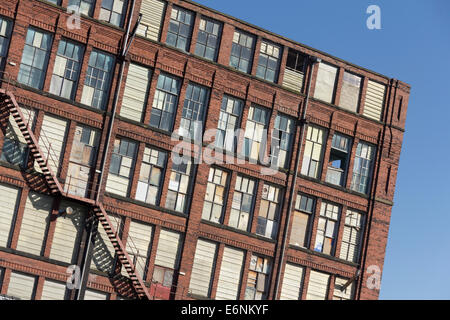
[0,0,409,300]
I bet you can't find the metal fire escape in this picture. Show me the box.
[0,84,151,300]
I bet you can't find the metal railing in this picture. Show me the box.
[0,72,148,295]
[0,72,63,175]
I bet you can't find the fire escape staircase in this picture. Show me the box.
[0,88,151,300]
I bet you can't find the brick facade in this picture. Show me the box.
[0,0,409,300]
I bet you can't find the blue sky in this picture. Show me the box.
[193,0,450,299]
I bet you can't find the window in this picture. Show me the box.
[229,175,256,232]
[256,183,281,239]
[290,194,315,248]
[106,138,137,197]
[340,209,364,263]
[81,50,114,109]
[339,71,362,112]
[66,125,99,197]
[195,18,221,61]
[46,0,62,5]
[350,142,375,194]
[363,80,386,121]
[271,114,294,169]
[153,265,175,288]
[283,49,306,92]
[166,6,194,51]
[314,62,338,104]
[216,246,245,300]
[243,105,270,161]
[149,73,180,131]
[279,263,305,300]
[256,41,281,83]
[325,133,351,187]
[153,229,182,292]
[137,0,166,41]
[1,107,36,168]
[99,0,127,27]
[0,183,20,248]
[135,147,167,205]
[333,277,355,300]
[286,49,306,73]
[165,157,192,213]
[0,17,12,71]
[189,239,217,298]
[229,30,254,74]
[178,83,209,141]
[18,28,53,89]
[245,254,271,300]
[120,63,152,122]
[109,138,136,178]
[306,270,330,300]
[216,95,243,152]
[49,39,84,100]
[68,0,95,16]
[202,167,228,223]
[314,201,340,255]
[300,126,326,179]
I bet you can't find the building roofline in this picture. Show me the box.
[183,0,410,87]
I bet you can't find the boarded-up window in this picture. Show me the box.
[106,138,137,197]
[280,263,305,300]
[333,277,355,300]
[363,80,386,121]
[283,49,306,93]
[153,229,182,288]
[120,63,152,122]
[340,209,364,263]
[66,125,100,197]
[123,220,153,279]
[216,246,244,300]
[7,272,36,300]
[0,183,20,248]
[37,114,69,175]
[301,126,326,179]
[189,239,217,297]
[289,194,315,248]
[137,0,166,41]
[306,270,330,300]
[16,192,53,256]
[41,280,67,300]
[245,254,271,300]
[84,289,108,300]
[49,201,86,264]
[339,71,361,112]
[1,107,36,168]
[314,62,337,104]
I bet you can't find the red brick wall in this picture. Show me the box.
[0,0,409,300]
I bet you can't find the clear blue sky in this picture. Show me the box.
[193,0,450,299]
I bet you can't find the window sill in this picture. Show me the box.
[104,192,189,219]
[298,174,369,199]
[288,244,359,267]
[200,219,277,244]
